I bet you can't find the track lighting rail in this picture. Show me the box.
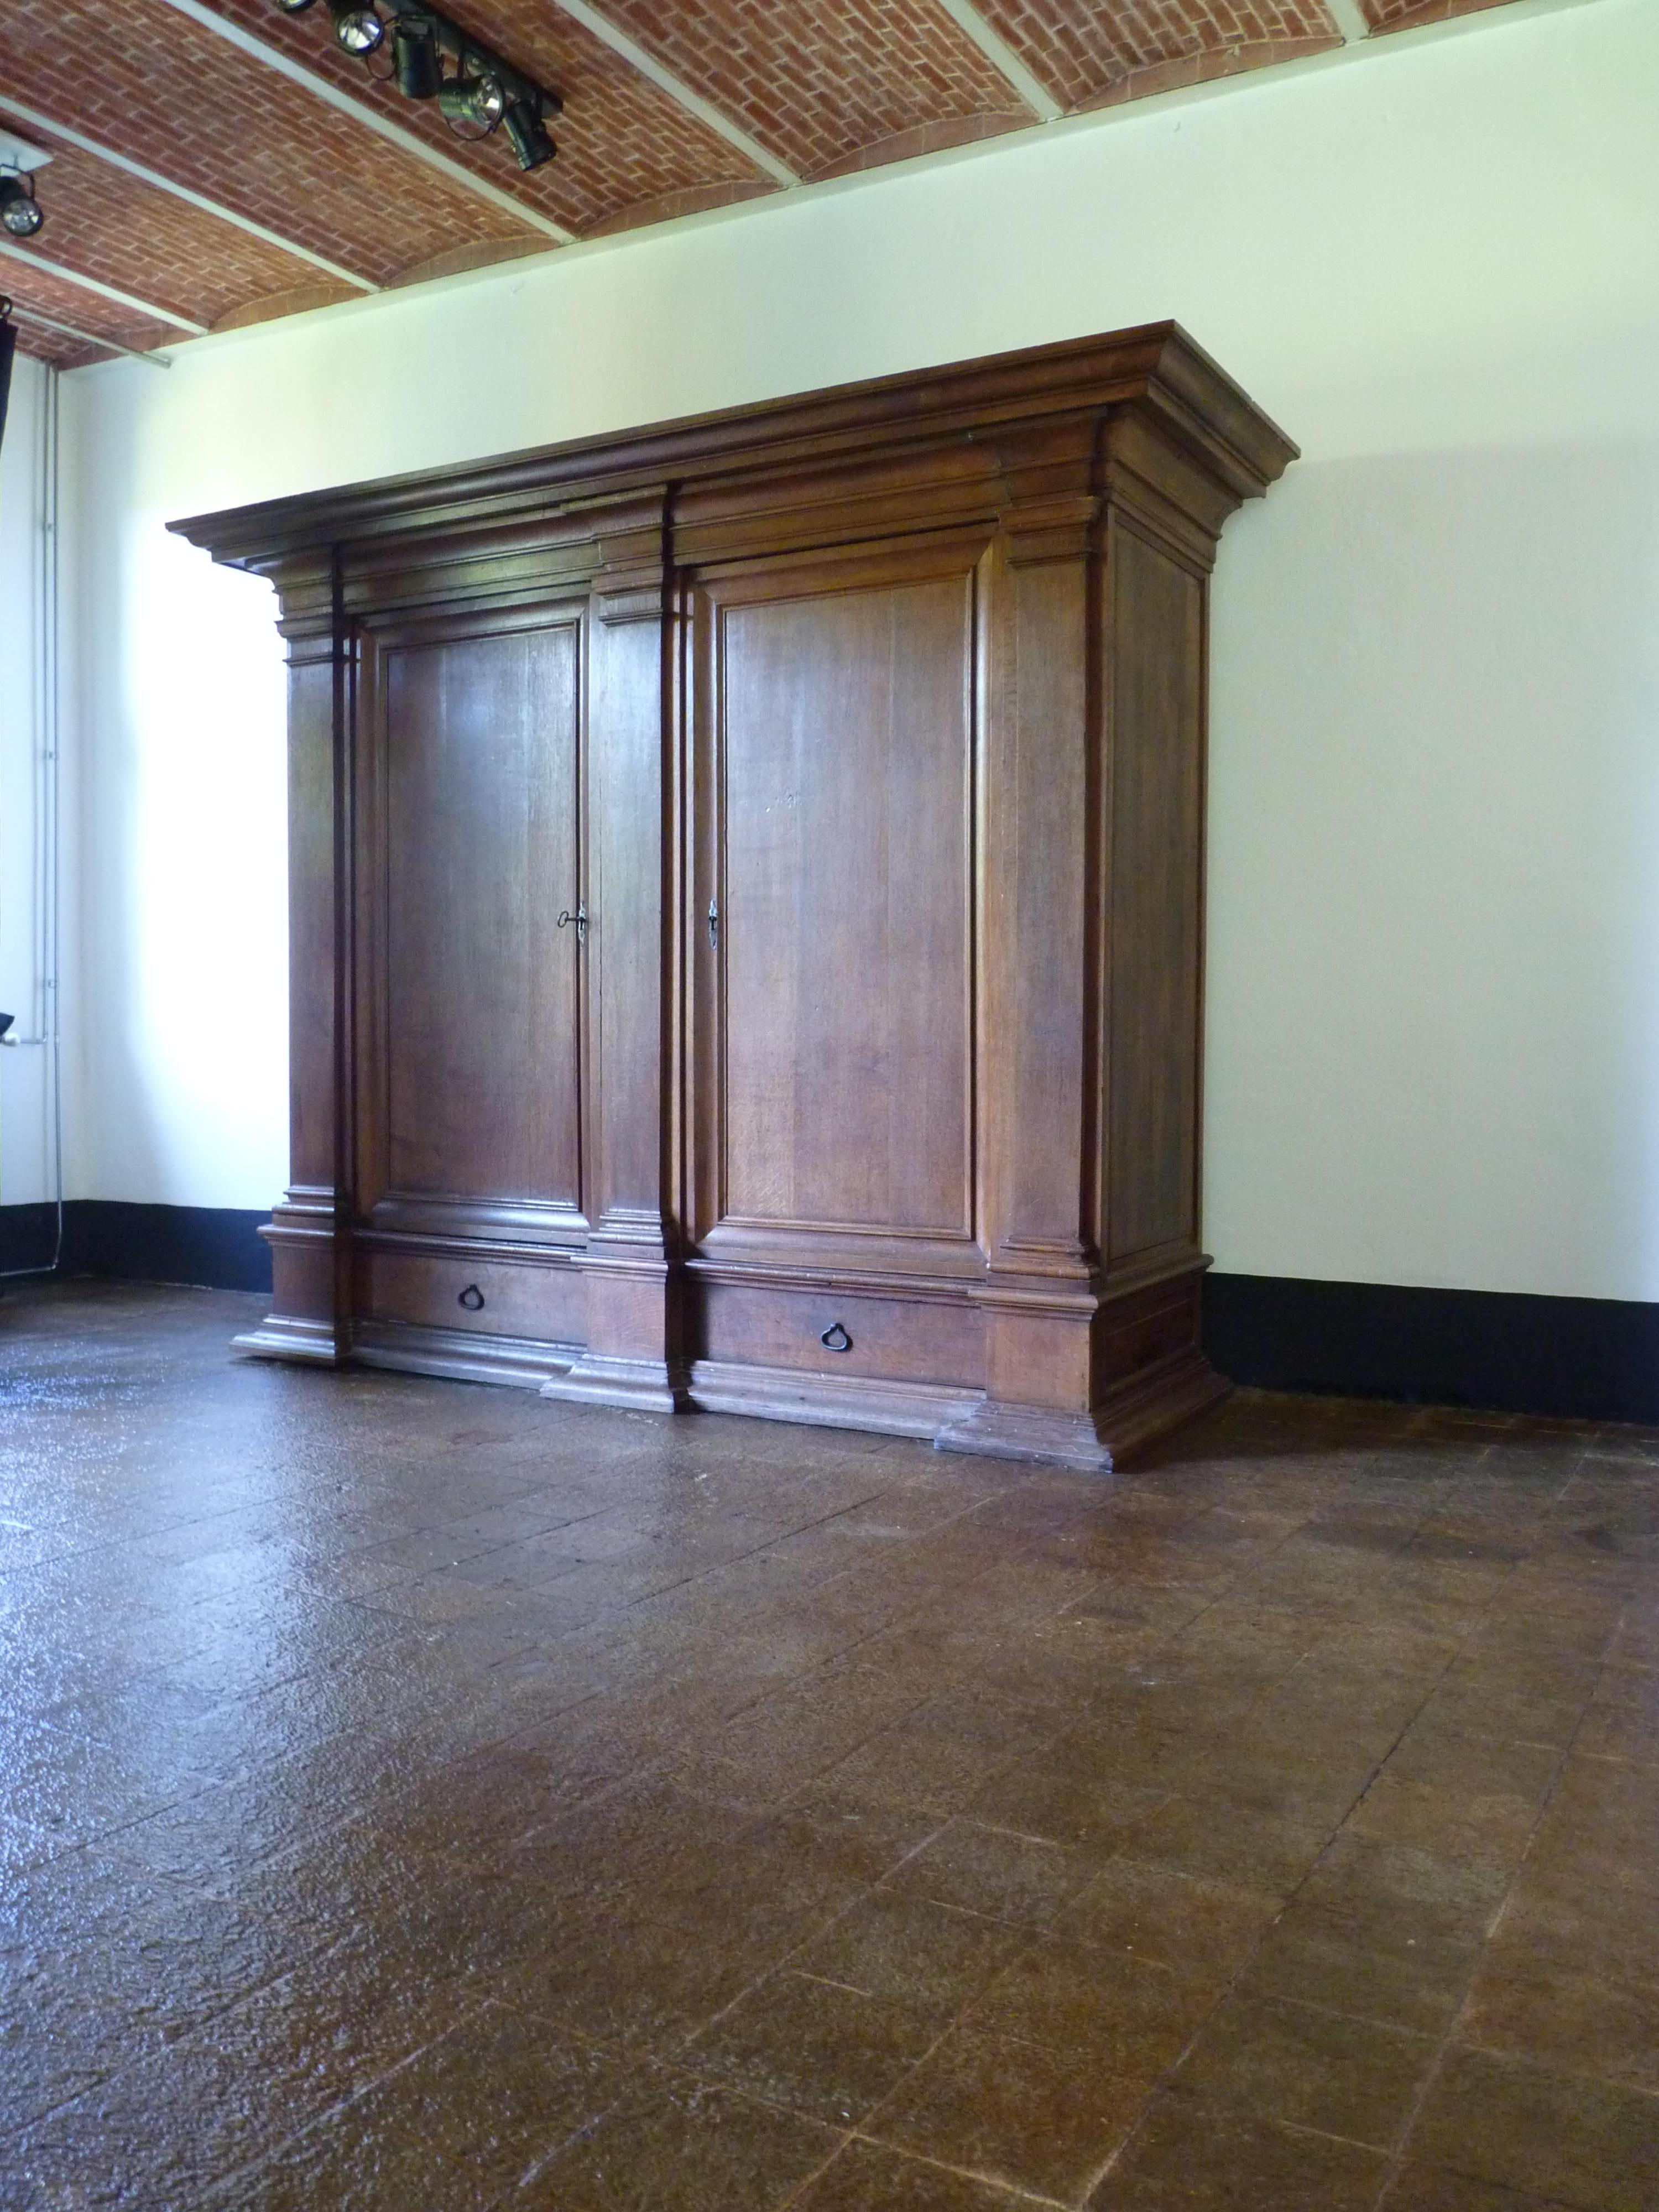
[274,0,562,169]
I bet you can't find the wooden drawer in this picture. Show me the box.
[692,1280,983,1388]
[353,1248,585,1347]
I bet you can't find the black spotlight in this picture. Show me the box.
[327,0,384,53]
[274,0,316,12]
[501,95,555,171]
[439,69,505,138]
[392,15,443,97]
[0,175,43,240]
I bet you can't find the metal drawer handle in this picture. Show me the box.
[458,1284,486,1312]
[821,1321,852,1353]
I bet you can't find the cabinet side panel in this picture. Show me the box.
[1106,525,1206,1266]
[715,571,975,1240]
[379,623,582,1209]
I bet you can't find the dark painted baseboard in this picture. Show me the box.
[0,1201,59,1276]
[3,1212,1654,1423]
[0,1201,272,1294]
[1204,1272,1659,1426]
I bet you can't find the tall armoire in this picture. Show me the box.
[176,325,1295,1470]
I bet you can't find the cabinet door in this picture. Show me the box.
[690,542,989,1279]
[355,610,586,1245]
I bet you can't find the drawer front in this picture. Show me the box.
[354,1248,585,1346]
[693,1281,983,1387]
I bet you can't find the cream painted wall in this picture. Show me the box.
[60,0,1659,1295]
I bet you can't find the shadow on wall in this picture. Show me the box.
[1206,436,1659,1305]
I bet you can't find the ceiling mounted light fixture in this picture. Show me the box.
[267,0,560,168]
[439,69,505,139]
[328,0,385,55]
[0,173,44,239]
[392,13,442,97]
[501,95,555,172]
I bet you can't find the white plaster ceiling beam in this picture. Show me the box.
[6,299,173,366]
[0,91,378,291]
[928,0,1063,118]
[0,238,206,332]
[548,0,799,184]
[1326,0,1373,43]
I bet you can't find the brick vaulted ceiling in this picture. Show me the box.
[1,0,1526,368]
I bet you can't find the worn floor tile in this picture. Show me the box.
[1407,2046,1659,2210]
[514,2065,842,2209]
[878,1819,1097,1929]
[215,2003,635,2208]
[1084,2095,1388,2209]
[1167,1990,1436,2147]
[1053,1858,1280,1987]
[791,2137,1030,2209]
[867,2020,1147,2200]
[686,1968,940,2127]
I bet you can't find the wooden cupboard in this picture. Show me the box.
[175,325,1295,1470]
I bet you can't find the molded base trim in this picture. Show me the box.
[936,1349,1228,1472]
[542,1353,691,1413]
[232,1314,343,1363]
[9,1203,1659,1429]
[353,1318,577,1390]
[933,1401,1114,1472]
[688,1359,980,1439]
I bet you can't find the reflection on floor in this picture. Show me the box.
[1,1281,1655,2208]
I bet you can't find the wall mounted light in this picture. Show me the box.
[268,0,560,168]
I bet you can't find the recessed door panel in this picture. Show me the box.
[363,619,582,1227]
[696,556,982,1253]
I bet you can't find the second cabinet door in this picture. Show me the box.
[690,540,992,1283]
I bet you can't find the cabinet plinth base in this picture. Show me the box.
[935,1352,1229,1473]
[541,1353,690,1414]
[934,1401,1113,1472]
[689,1359,980,1441]
[232,1314,345,1365]
[354,1320,575,1390]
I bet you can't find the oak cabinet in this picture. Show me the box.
[176,325,1294,1470]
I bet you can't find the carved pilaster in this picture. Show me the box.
[234,547,350,1364]
[936,427,1109,1466]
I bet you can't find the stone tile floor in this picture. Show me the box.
[1,1283,1656,2209]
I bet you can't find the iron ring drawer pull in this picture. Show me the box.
[458,1284,486,1312]
[821,1321,852,1353]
